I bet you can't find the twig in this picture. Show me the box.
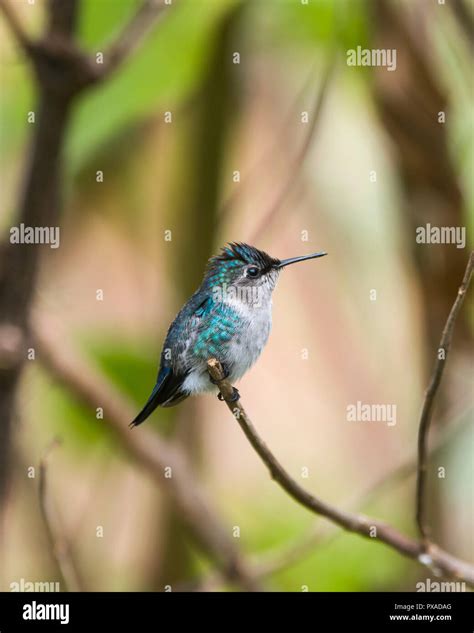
[0,0,173,88]
[217,59,321,220]
[255,407,472,579]
[416,251,474,544]
[33,325,261,591]
[0,0,80,508]
[99,0,171,78]
[184,408,471,591]
[38,437,84,592]
[250,57,336,243]
[0,0,173,509]
[0,0,32,52]
[207,357,474,585]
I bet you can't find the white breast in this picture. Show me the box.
[223,297,272,380]
[181,294,273,396]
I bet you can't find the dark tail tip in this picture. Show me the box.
[129,391,161,429]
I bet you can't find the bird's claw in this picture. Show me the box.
[209,362,230,385]
[217,387,240,402]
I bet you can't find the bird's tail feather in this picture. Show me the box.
[129,383,162,427]
[130,367,172,427]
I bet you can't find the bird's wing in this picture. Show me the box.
[130,294,215,426]
[190,298,240,362]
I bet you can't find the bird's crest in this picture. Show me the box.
[206,242,279,279]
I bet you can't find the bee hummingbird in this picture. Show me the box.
[131,242,326,427]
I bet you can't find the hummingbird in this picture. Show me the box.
[131,242,327,427]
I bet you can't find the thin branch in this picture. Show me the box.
[0,0,32,52]
[255,408,472,580]
[207,357,474,586]
[250,57,336,243]
[186,407,471,591]
[99,0,171,78]
[0,0,80,508]
[38,437,84,592]
[0,0,173,92]
[48,0,79,38]
[416,251,474,543]
[0,0,175,509]
[217,59,321,221]
[33,324,260,591]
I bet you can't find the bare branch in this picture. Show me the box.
[0,0,173,90]
[207,358,474,586]
[0,0,80,508]
[48,0,79,38]
[188,408,471,591]
[255,408,472,580]
[217,60,320,221]
[416,251,474,543]
[250,57,336,243]
[98,0,172,79]
[0,0,32,52]
[0,0,175,509]
[33,325,261,591]
[38,437,84,592]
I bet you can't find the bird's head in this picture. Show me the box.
[203,242,326,305]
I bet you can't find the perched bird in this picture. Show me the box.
[131,242,326,427]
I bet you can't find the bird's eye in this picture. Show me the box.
[246,266,260,278]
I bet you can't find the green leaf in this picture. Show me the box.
[67,0,237,174]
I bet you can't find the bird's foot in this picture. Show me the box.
[217,387,240,402]
[209,362,230,385]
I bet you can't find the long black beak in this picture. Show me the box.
[275,251,327,269]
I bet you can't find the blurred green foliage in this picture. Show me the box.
[70,0,239,173]
[2,0,472,593]
[37,335,176,452]
[0,0,370,173]
[253,0,369,51]
[225,500,410,591]
[0,0,239,175]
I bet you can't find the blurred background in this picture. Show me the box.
[0,0,472,591]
